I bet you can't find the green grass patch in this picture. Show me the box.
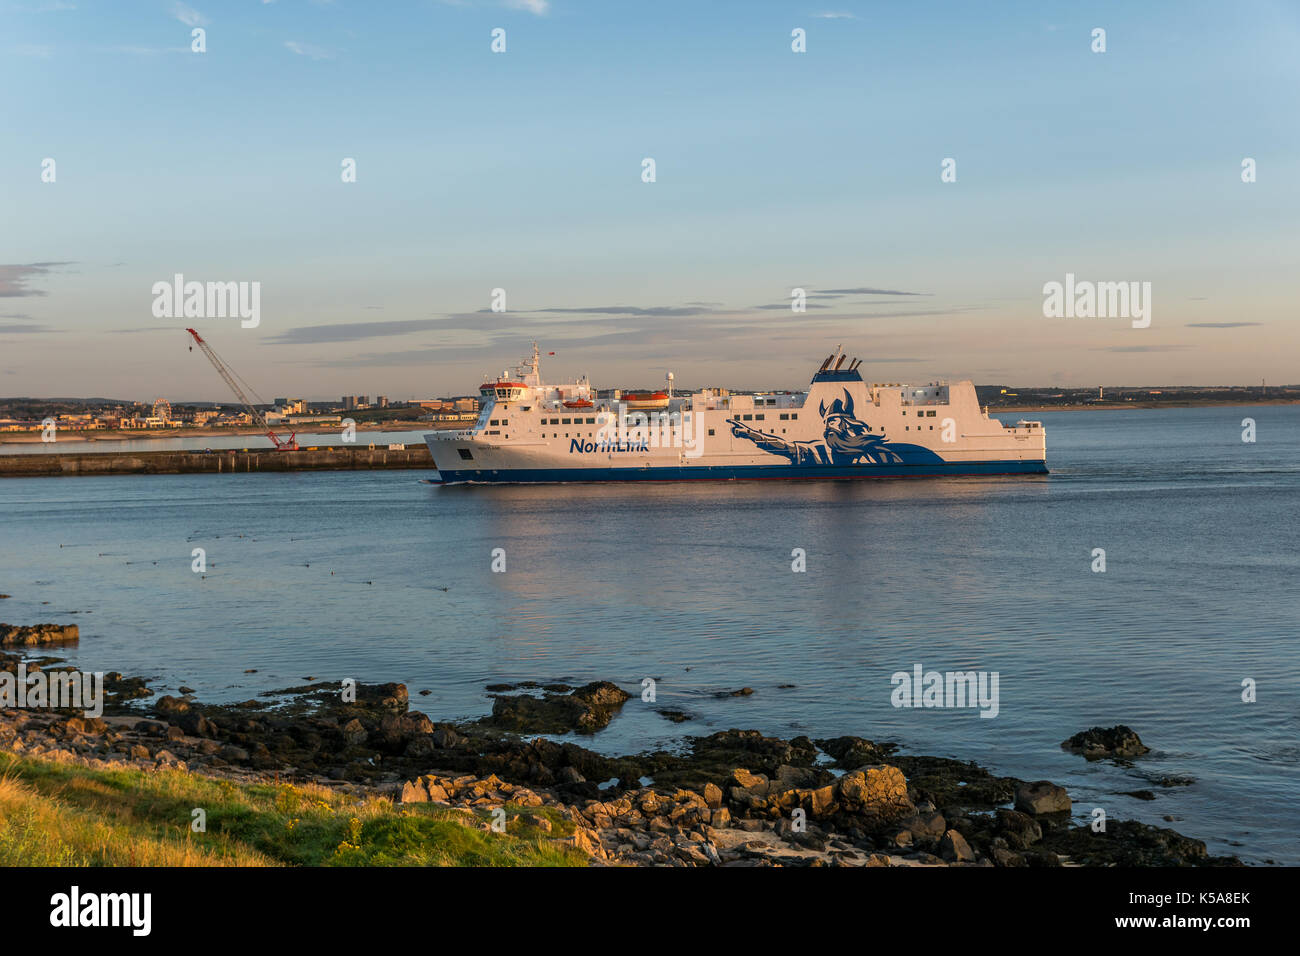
[0,752,587,868]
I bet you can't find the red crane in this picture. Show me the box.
[185,328,298,451]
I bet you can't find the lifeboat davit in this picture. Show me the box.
[623,391,670,410]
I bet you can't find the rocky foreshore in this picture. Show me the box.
[0,645,1240,868]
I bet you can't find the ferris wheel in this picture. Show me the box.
[151,398,172,422]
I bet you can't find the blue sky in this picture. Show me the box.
[3,0,1298,400]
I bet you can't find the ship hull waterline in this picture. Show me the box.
[427,459,1049,484]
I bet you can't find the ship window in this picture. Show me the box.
[562,418,572,424]
[779,413,789,420]
[586,417,596,424]
[457,448,473,460]
[708,429,715,436]
[791,413,798,420]
[489,419,499,426]
[742,414,752,421]
[501,419,508,425]
[755,414,765,420]
[928,410,936,417]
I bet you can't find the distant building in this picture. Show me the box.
[377,396,388,408]
[342,396,358,410]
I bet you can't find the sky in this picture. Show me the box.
[2,0,1298,401]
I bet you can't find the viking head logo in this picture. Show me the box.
[819,389,900,463]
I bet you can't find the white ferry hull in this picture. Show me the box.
[425,349,1047,484]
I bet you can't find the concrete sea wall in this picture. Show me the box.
[0,445,435,477]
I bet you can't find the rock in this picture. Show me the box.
[564,827,606,860]
[798,785,836,818]
[1014,781,1072,815]
[218,745,249,763]
[155,695,190,717]
[483,681,631,734]
[1061,725,1150,760]
[835,764,914,819]
[519,812,552,832]
[703,782,723,809]
[730,768,768,793]
[0,623,79,646]
[401,779,428,803]
[773,764,819,790]
[63,716,107,736]
[341,718,367,746]
[178,686,196,695]
[901,809,947,842]
[431,727,462,749]
[177,711,217,738]
[404,735,437,757]
[992,847,1026,867]
[815,735,893,768]
[995,808,1043,848]
[1044,819,1229,867]
[940,829,975,862]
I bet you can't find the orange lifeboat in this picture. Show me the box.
[624,391,669,410]
[562,399,594,408]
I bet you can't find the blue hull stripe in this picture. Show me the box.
[431,460,1048,484]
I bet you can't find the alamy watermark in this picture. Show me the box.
[1042,273,1151,328]
[890,663,999,718]
[583,405,706,458]
[152,273,260,328]
[0,663,104,718]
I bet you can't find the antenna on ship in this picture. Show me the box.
[833,354,847,371]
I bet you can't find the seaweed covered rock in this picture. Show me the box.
[1061,725,1150,760]
[483,681,632,734]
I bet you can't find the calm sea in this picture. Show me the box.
[1,405,1296,863]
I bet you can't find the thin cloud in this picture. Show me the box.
[533,305,723,317]
[0,262,72,297]
[0,325,55,333]
[266,318,446,345]
[814,12,857,19]
[814,287,930,296]
[284,40,334,59]
[507,0,550,15]
[1092,345,1191,353]
[172,2,208,27]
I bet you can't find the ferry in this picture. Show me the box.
[423,344,1047,483]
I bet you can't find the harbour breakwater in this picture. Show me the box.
[0,445,434,478]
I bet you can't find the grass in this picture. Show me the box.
[0,752,586,867]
